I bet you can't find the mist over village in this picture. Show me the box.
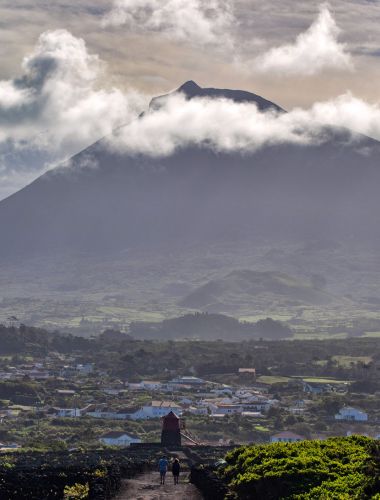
[0,1,379,499]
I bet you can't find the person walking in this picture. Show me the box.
[172,458,180,485]
[158,456,169,485]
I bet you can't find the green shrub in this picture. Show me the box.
[63,482,89,499]
[223,437,380,499]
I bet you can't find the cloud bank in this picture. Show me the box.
[107,91,380,157]
[255,4,352,76]
[102,0,233,46]
[0,29,141,151]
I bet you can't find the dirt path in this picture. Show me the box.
[115,471,204,499]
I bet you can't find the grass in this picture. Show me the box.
[254,425,270,432]
[362,331,380,338]
[301,377,348,385]
[332,355,372,367]
[313,359,328,366]
[256,375,290,385]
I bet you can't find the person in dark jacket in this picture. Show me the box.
[172,458,180,484]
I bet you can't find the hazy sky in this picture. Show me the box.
[0,0,380,198]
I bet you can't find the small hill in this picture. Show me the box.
[180,270,332,311]
[129,312,292,341]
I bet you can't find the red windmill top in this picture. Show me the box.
[162,411,180,431]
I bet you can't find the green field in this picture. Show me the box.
[254,425,270,432]
[301,377,348,385]
[332,355,372,367]
[363,331,380,338]
[256,375,290,385]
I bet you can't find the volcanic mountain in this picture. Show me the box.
[0,81,379,330]
[0,80,379,257]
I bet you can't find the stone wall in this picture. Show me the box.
[190,466,229,500]
[0,445,233,499]
[0,448,159,499]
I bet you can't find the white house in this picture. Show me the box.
[87,406,141,420]
[235,390,262,400]
[270,431,306,443]
[289,407,305,415]
[303,382,333,394]
[76,363,94,375]
[211,388,234,396]
[0,442,21,450]
[187,406,209,416]
[102,388,122,396]
[170,376,205,385]
[140,381,163,391]
[99,431,141,447]
[179,397,193,405]
[115,407,142,419]
[335,407,368,422]
[241,411,263,418]
[87,407,115,419]
[23,369,50,380]
[130,401,183,420]
[212,404,242,416]
[242,401,273,413]
[55,408,82,418]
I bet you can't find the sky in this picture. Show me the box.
[0,0,380,199]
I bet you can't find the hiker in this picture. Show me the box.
[158,456,169,485]
[172,458,180,485]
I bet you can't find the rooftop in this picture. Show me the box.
[151,401,181,408]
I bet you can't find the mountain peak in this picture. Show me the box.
[178,80,201,93]
[150,81,285,112]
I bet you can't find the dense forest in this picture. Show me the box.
[222,436,380,499]
[0,324,93,355]
[0,324,379,390]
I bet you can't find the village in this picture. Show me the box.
[0,347,379,452]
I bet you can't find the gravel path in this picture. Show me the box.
[115,471,204,499]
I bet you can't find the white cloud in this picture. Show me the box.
[0,29,145,198]
[301,93,380,140]
[102,0,234,46]
[106,94,322,157]
[255,4,353,76]
[0,29,143,149]
[106,91,380,157]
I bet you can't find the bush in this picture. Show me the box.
[223,436,380,499]
[63,483,89,500]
